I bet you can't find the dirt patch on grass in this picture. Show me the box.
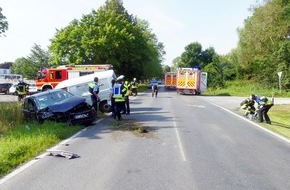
[104,117,156,138]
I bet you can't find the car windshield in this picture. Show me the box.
[35,90,74,109]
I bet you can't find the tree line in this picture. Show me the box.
[172,0,290,90]
[1,0,289,90]
[0,0,165,81]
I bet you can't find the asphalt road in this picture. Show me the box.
[1,89,290,189]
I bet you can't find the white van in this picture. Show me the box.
[55,70,116,113]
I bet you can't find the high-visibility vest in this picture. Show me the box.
[132,81,137,89]
[115,96,125,102]
[124,81,131,96]
[16,83,28,95]
[113,83,123,98]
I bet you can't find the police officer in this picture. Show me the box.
[109,79,116,117]
[16,80,29,101]
[113,75,126,120]
[253,95,274,124]
[89,77,103,113]
[123,80,131,115]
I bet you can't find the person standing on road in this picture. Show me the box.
[152,83,158,98]
[123,79,131,115]
[113,76,126,120]
[109,79,116,118]
[89,77,103,113]
[131,78,138,96]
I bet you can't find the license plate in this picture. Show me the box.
[74,113,89,119]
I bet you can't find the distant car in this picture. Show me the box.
[9,84,17,95]
[0,83,13,94]
[148,81,159,89]
[156,79,162,84]
[28,83,38,95]
[22,89,97,126]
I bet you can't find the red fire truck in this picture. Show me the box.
[36,64,112,91]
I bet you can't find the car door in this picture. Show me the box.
[22,98,37,120]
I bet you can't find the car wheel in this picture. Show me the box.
[42,86,52,91]
[99,101,111,113]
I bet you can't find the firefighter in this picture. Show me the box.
[123,79,131,115]
[131,78,138,96]
[253,95,274,124]
[240,94,256,116]
[16,80,29,101]
[113,75,126,120]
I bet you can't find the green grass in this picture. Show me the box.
[261,104,290,138]
[0,102,83,178]
[0,102,23,134]
[204,80,290,97]
[136,85,148,93]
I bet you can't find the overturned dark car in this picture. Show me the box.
[22,89,97,125]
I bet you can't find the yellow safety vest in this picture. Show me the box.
[124,81,131,96]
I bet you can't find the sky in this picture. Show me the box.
[0,0,256,66]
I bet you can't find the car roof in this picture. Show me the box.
[55,70,115,89]
[29,89,67,98]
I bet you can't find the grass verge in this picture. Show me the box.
[0,102,83,178]
[260,104,290,139]
[205,80,290,97]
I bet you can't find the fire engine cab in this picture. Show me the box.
[36,64,112,91]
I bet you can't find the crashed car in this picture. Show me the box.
[22,89,97,125]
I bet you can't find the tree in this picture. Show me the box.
[11,44,50,79]
[163,65,171,73]
[237,0,290,88]
[49,0,164,80]
[180,42,203,68]
[0,62,12,69]
[171,56,181,71]
[180,42,215,69]
[0,7,8,37]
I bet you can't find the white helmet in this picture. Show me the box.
[133,78,136,81]
[116,75,125,81]
[260,96,266,101]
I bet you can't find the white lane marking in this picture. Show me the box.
[187,105,205,108]
[174,120,187,162]
[0,118,104,185]
[200,98,290,145]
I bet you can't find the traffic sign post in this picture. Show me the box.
[277,71,282,94]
